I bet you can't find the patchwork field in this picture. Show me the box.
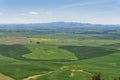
[0,26,120,80]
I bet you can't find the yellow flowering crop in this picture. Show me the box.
[31,38,57,41]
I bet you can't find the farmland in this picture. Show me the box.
[0,24,120,80]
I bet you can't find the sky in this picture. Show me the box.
[0,0,120,24]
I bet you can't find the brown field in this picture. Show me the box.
[0,37,33,44]
[0,73,14,80]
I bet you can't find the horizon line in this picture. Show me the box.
[0,21,119,25]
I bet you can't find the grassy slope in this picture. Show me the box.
[0,44,64,80]
[37,52,120,80]
[35,43,120,80]
[23,44,77,60]
[0,42,120,80]
[59,46,118,60]
[37,70,91,80]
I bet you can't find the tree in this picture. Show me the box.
[36,41,40,44]
[30,41,32,43]
[92,73,102,80]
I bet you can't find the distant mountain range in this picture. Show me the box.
[0,22,119,28]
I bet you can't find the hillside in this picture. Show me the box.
[0,26,120,80]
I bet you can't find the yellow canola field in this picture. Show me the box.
[31,38,57,41]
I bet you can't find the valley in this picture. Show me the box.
[0,24,120,80]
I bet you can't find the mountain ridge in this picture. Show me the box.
[0,22,119,28]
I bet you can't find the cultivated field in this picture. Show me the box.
[0,26,120,80]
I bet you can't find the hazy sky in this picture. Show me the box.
[0,0,120,24]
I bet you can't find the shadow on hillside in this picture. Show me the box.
[0,44,32,60]
[0,44,75,62]
[59,46,119,60]
[103,43,120,47]
[0,44,118,62]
